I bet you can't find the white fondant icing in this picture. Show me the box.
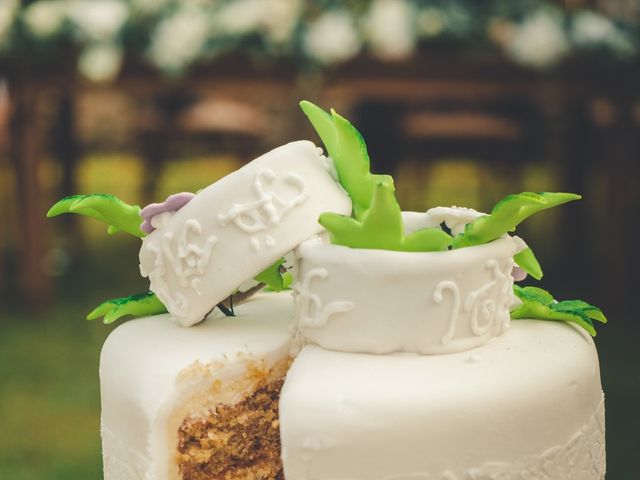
[294,267,354,328]
[217,168,309,234]
[150,211,174,231]
[101,422,147,480]
[139,140,352,326]
[294,214,524,354]
[433,280,460,345]
[280,320,605,480]
[100,292,294,480]
[141,220,217,319]
[425,206,486,236]
[265,234,276,248]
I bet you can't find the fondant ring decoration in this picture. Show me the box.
[294,213,525,355]
[139,140,352,327]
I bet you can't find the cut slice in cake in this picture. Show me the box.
[100,292,293,480]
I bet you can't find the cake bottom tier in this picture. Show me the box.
[280,320,605,480]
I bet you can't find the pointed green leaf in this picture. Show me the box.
[254,258,291,292]
[402,226,452,252]
[46,195,87,217]
[47,193,145,238]
[319,182,452,252]
[300,100,393,219]
[511,285,605,336]
[513,285,555,305]
[511,301,597,336]
[87,292,167,324]
[319,212,364,246]
[453,192,581,248]
[551,300,608,324]
[514,247,543,280]
[299,100,337,156]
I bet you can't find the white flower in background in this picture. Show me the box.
[262,0,302,45]
[131,0,171,16]
[506,10,570,69]
[24,0,68,39]
[303,10,361,65]
[214,0,266,35]
[0,0,18,48]
[148,7,209,72]
[214,0,301,46]
[78,42,123,82]
[572,11,635,57]
[417,7,444,38]
[68,0,128,41]
[365,0,415,60]
[572,11,615,46]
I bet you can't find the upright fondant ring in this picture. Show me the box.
[294,213,526,354]
[139,140,351,327]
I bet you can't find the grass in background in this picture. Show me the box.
[0,305,109,479]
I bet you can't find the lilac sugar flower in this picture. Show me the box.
[511,265,528,282]
[140,192,196,234]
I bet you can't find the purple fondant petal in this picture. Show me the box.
[511,266,528,282]
[140,192,196,233]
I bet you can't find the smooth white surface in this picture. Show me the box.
[294,220,526,354]
[280,320,605,480]
[100,292,294,480]
[139,140,351,326]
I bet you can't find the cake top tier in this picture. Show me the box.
[46,100,607,345]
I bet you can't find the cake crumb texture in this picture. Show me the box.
[177,377,285,480]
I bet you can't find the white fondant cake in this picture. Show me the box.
[45,98,605,479]
[138,140,351,327]
[100,292,294,480]
[91,118,605,479]
[280,321,605,480]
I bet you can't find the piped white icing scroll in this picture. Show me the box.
[139,141,351,327]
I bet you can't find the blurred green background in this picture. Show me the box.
[1,0,640,479]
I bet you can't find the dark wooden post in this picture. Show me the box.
[8,74,52,308]
[52,86,82,243]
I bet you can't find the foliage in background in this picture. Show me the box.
[0,0,638,82]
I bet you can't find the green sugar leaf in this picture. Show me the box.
[511,285,606,336]
[254,258,290,292]
[402,227,453,252]
[551,300,608,324]
[47,193,145,238]
[87,292,167,324]
[300,100,393,219]
[514,247,543,280]
[453,192,581,249]
[513,285,554,305]
[319,182,451,252]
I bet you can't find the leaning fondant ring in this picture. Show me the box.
[139,140,351,327]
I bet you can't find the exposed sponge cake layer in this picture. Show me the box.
[178,378,285,480]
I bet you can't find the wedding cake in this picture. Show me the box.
[48,101,606,480]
